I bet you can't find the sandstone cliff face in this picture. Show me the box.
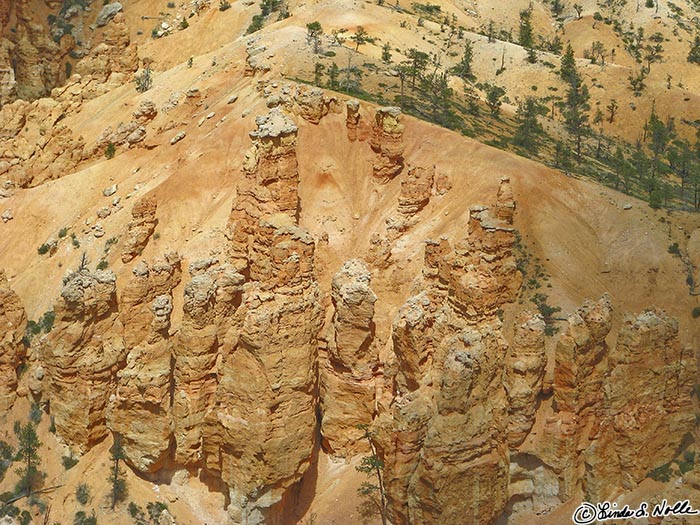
[206,215,322,525]
[319,259,377,454]
[74,12,138,89]
[586,308,695,499]
[369,107,404,182]
[505,312,546,448]
[0,271,26,412]
[121,196,158,263]
[10,0,63,100]
[226,108,300,272]
[377,179,521,525]
[106,254,182,472]
[346,99,360,141]
[38,266,124,452]
[0,96,86,187]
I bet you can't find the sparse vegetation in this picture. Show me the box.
[134,67,153,93]
[76,483,90,505]
[355,424,387,525]
[14,419,45,498]
[105,141,116,159]
[109,435,127,509]
[218,0,230,11]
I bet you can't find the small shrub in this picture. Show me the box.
[105,142,116,159]
[219,0,231,10]
[96,260,108,270]
[167,1,175,7]
[678,451,696,474]
[49,417,56,434]
[692,307,700,319]
[648,461,672,482]
[37,243,50,255]
[19,510,31,525]
[668,242,681,256]
[246,14,264,34]
[76,483,90,505]
[179,18,189,30]
[40,310,55,333]
[74,510,97,525]
[128,502,141,518]
[29,403,42,424]
[59,227,69,238]
[62,455,79,470]
[71,233,80,248]
[147,502,168,522]
[135,68,153,93]
[153,232,161,240]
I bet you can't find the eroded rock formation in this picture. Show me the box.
[292,86,341,124]
[226,108,299,272]
[107,254,182,472]
[39,266,124,452]
[346,99,360,141]
[75,12,138,88]
[505,312,546,448]
[377,179,521,525]
[0,271,26,411]
[0,97,86,187]
[369,107,404,182]
[121,196,158,263]
[320,259,377,454]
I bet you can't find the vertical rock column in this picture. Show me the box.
[505,312,546,448]
[226,108,300,273]
[208,214,322,525]
[378,179,522,525]
[0,270,27,411]
[369,107,404,182]
[320,259,378,454]
[173,261,245,466]
[40,268,124,452]
[107,253,181,472]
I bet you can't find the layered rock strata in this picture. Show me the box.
[0,271,27,411]
[38,266,124,452]
[121,196,158,263]
[320,259,378,453]
[226,108,299,272]
[107,254,182,472]
[377,179,521,525]
[369,107,404,182]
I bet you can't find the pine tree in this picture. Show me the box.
[560,44,579,85]
[562,77,591,161]
[327,62,340,90]
[356,425,387,525]
[306,21,323,54]
[689,36,700,64]
[14,420,45,497]
[486,85,506,116]
[518,8,534,49]
[407,48,429,88]
[351,26,369,52]
[513,97,544,152]
[109,434,127,510]
[381,42,392,64]
[454,39,474,80]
